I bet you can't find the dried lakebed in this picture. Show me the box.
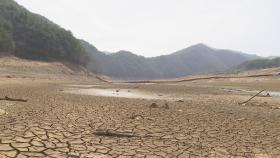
[1,80,280,157]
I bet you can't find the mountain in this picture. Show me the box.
[81,40,157,79]
[266,56,279,59]
[83,42,258,80]
[0,0,260,80]
[0,0,88,64]
[235,57,280,71]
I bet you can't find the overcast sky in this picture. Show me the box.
[15,0,279,57]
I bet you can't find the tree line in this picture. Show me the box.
[0,0,88,64]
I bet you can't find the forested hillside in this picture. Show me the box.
[236,58,280,71]
[0,15,14,53]
[83,42,258,80]
[0,0,87,64]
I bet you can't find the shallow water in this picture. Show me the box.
[65,87,163,100]
[221,87,280,97]
[269,91,280,97]
[64,84,101,88]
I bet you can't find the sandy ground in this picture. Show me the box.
[0,59,280,157]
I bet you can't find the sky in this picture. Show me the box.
[14,0,280,57]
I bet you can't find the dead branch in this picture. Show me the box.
[94,130,136,138]
[238,90,265,105]
[0,96,27,102]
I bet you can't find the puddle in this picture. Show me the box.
[65,88,163,100]
[269,91,280,97]
[64,84,101,88]
[221,88,246,93]
[221,88,280,97]
[112,82,156,85]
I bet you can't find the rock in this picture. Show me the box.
[135,116,143,120]
[163,103,169,109]
[0,109,7,115]
[149,103,159,108]
[176,100,184,103]
[131,113,144,120]
[237,118,245,121]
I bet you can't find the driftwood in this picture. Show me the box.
[176,100,184,103]
[0,96,27,102]
[239,90,265,105]
[94,130,136,138]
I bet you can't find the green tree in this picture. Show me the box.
[0,0,88,64]
[0,15,14,53]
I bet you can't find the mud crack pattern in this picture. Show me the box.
[0,81,280,157]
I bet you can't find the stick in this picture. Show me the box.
[0,96,27,102]
[94,130,136,138]
[239,90,265,105]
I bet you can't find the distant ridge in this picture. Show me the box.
[82,41,259,80]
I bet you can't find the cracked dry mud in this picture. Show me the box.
[0,78,280,158]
